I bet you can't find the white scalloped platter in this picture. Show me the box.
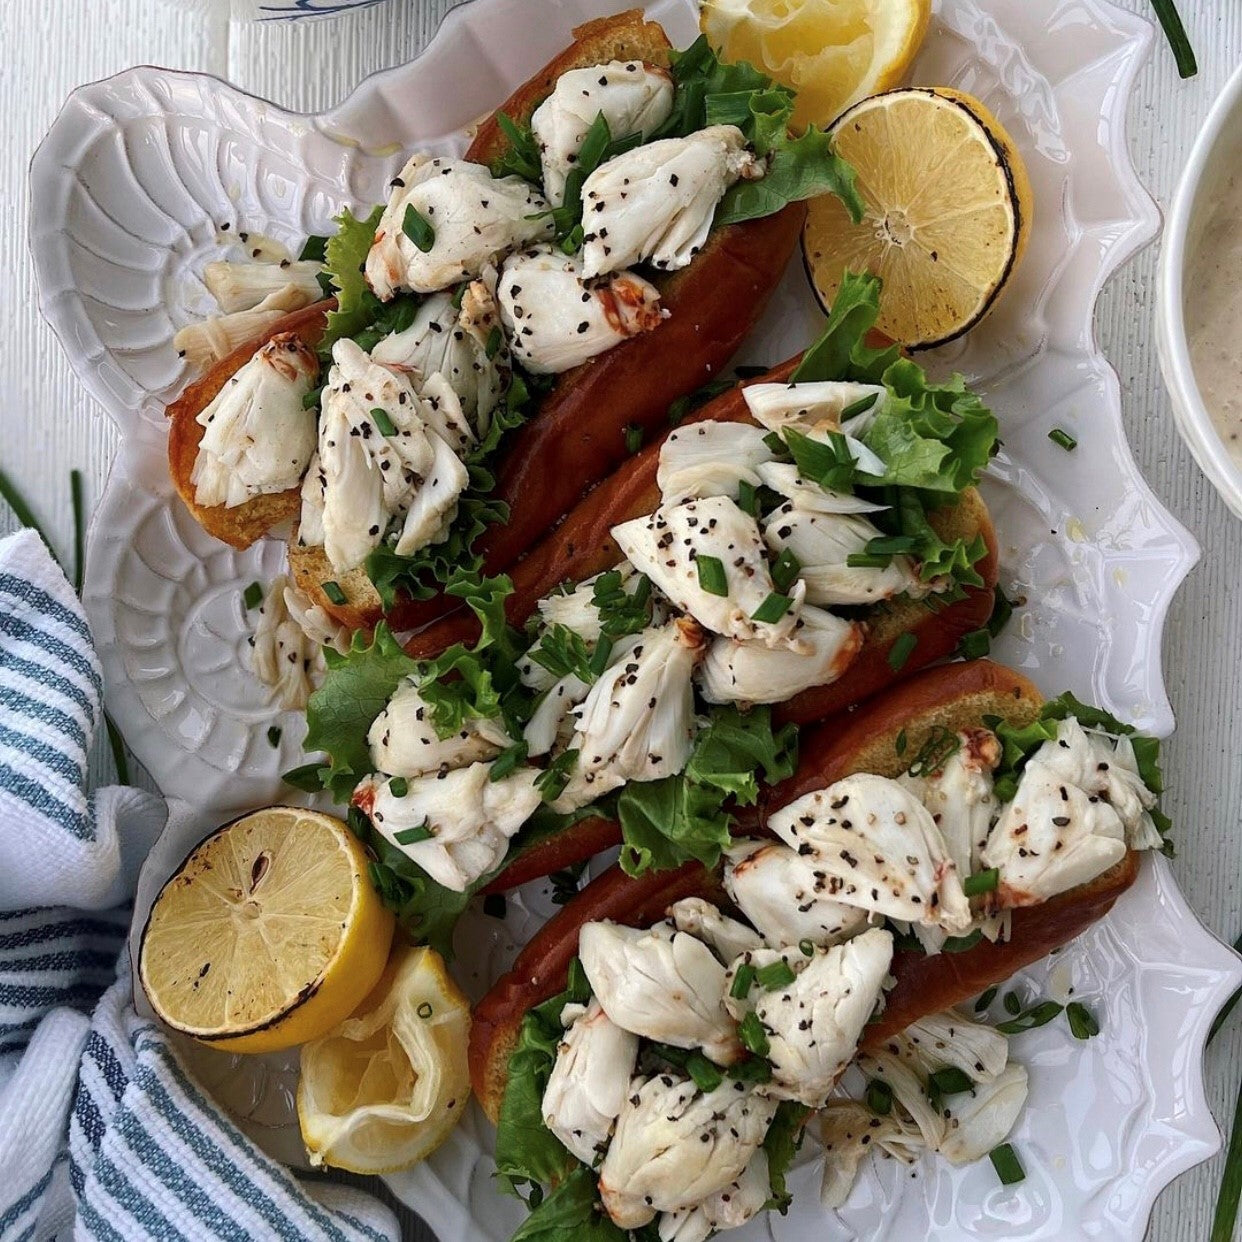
[30,0,1242,1239]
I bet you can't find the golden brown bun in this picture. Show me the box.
[165,301,331,549]
[467,660,1142,1120]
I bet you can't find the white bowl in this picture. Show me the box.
[1157,60,1242,520]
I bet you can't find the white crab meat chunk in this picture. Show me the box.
[755,461,889,516]
[723,840,870,949]
[936,1064,1029,1165]
[300,339,469,574]
[578,921,741,1065]
[667,897,764,963]
[900,729,1002,880]
[657,1149,771,1242]
[981,742,1132,908]
[249,575,338,710]
[191,332,319,508]
[367,679,512,778]
[553,618,704,811]
[743,381,888,476]
[580,125,763,278]
[767,774,973,932]
[523,672,592,757]
[203,258,325,314]
[613,497,806,648]
[598,1074,778,1229]
[371,277,507,432]
[1019,717,1161,849]
[542,998,639,1167]
[531,60,674,204]
[497,245,663,374]
[697,605,863,706]
[366,155,552,298]
[897,1010,1011,1084]
[357,761,541,892]
[763,507,919,606]
[656,420,776,504]
[726,929,892,1108]
[818,1102,921,1208]
[174,283,315,372]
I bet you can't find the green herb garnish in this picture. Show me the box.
[751,591,792,623]
[963,868,999,897]
[989,1142,1026,1186]
[243,581,263,610]
[696,554,729,597]
[371,407,396,437]
[401,204,435,252]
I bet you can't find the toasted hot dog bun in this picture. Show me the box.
[166,300,332,550]
[170,10,803,630]
[467,659,1141,1121]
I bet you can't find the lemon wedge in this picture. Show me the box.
[700,0,931,130]
[138,807,395,1054]
[803,87,1033,349]
[297,943,471,1174]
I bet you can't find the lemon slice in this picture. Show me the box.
[297,944,471,1173]
[700,0,931,130]
[139,807,395,1054]
[803,87,1032,349]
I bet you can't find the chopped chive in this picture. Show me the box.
[997,1000,1064,1035]
[865,535,918,556]
[302,386,324,410]
[624,423,643,454]
[482,893,508,919]
[299,234,328,262]
[243,581,264,610]
[485,324,503,359]
[589,636,614,678]
[957,627,991,660]
[751,591,792,624]
[761,431,786,456]
[726,1056,772,1083]
[1066,1001,1100,1040]
[696,554,729,597]
[283,762,326,792]
[840,392,879,421]
[928,1067,974,1096]
[974,985,999,1013]
[887,632,917,672]
[489,741,529,781]
[989,1143,1025,1186]
[738,1011,770,1057]
[895,729,908,756]
[401,204,435,252]
[1151,0,1197,78]
[322,580,347,606]
[393,820,433,846]
[730,963,756,999]
[866,1078,893,1115]
[560,224,585,254]
[371,407,396,436]
[942,929,984,953]
[963,868,1000,897]
[770,548,801,593]
[686,1052,723,1093]
[266,726,282,748]
[70,469,85,595]
[388,776,409,798]
[737,479,758,516]
[417,1001,434,1019]
[755,960,797,990]
[1048,427,1077,452]
[1003,991,1022,1016]
[798,939,815,957]
[847,552,891,569]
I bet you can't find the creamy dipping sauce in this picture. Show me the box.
[1186,170,1242,468]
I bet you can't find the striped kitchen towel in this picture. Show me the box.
[0,529,398,1242]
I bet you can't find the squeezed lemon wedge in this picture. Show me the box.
[297,943,472,1174]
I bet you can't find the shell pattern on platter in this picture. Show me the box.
[28,0,1240,1238]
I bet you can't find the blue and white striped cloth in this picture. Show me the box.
[0,529,398,1242]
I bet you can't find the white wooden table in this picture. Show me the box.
[1,1,1238,1238]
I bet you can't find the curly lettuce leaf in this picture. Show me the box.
[790,270,900,384]
[617,705,798,876]
[320,205,384,347]
[509,1167,628,1242]
[301,624,418,803]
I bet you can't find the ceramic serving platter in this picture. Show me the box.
[28,0,1242,1238]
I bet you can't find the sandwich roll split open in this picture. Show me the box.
[468,659,1144,1121]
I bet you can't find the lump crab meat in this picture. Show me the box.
[656,421,776,505]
